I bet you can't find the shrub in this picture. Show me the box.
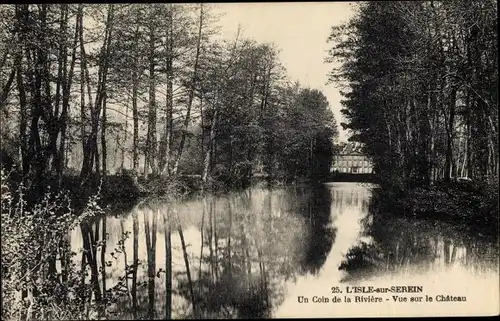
[1,168,107,320]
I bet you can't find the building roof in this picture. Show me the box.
[338,142,364,155]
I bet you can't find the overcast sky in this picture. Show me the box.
[213,2,356,142]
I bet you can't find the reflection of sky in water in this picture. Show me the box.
[70,188,310,318]
[275,183,499,318]
[69,182,499,318]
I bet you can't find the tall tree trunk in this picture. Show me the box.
[78,4,96,183]
[101,94,108,176]
[161,4,174,176]
[78,4,89,184]
[132,76,139,174]
[444,87,457,182]
[96,4,114,178]
[80,4,114,182]
[120,99,129,172]
[57,4,79,186]
[202,107,218,185]
[15,4,29,176]
[146,17,158,177]
[132,22,140,175]
[172,4,204,175]
[52,4,66,181]
[201,29,240,185]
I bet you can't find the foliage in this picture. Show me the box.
[0,168,129,320]
[326,1,498,189]
[265,88,337,182]
[339,185,499,283]
[367,179,499,236]
[1,4,338,195]
[406,180,499,229]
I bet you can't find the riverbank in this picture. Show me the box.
[1,168,324,217]
[97,172,328,209]
[371,179,499,237]
[67,173,196,213]
[59,172,276,214]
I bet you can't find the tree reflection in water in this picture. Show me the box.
[69,185,337,319]
[175,185,336,318]
[294,184,336,275]
[68,184,498,319]
[338,188,499,282]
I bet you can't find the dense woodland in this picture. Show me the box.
[0,3,337,196]
[326,0,498,190]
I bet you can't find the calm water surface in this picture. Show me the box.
[70,182,499,318]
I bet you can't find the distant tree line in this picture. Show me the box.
[326,1,497,190]
[0,4,338,194]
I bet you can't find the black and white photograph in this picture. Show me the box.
[0,2,498,319]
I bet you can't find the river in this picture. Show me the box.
[69,182,499,318]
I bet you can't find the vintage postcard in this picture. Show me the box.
[1,2,498,320]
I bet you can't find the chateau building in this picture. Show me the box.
[331,142,373,174]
